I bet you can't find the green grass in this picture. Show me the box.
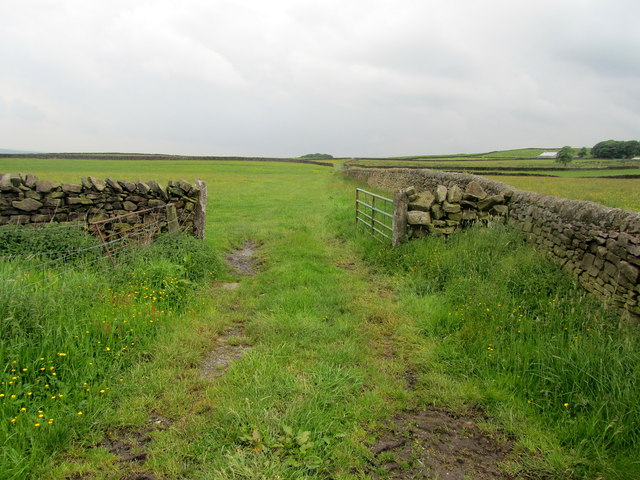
[2,157,638,479]
[0,227,221,478]
[356,225,640,478]
[487,176,640,211]
[348,157,640,169]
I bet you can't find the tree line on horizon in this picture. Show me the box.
[590,140,640,159]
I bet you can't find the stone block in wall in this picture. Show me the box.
[491,205,509,216]
[443,202,461,214]
[462,211,478,221]
[25,191,42,200]
[36,180,57,193]
[67,196,93,205]
[62,183,83,193]
[44,198,63,208]
[119,180,137,192]
[431,204,445,219]
[446,185,463,203]
[9,215,30,224]
[136,182,150,195]
[606,238,627,258]
[618,261,639,288]
[122,201,137,211]
[463,181,487,201]
[12,198,43,211]
[106,178,123,193]
[408,210,431,225]
[177,179,194,194]
[478,194,505,212]
[147,180,168,200]
[435,185,447,203]
[148,199,166,208]
[31,214,52,223]
[22,174,37,188]
[89,177,106,192]
[0,174,13,192]
[409,191,435,211]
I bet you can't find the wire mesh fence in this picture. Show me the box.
[0,205,173,289]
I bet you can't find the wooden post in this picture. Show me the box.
[194,179,207,239]
[166,204,178,233]
[392,189,408,247]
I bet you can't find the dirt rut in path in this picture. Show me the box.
[370,408,514,480]
[200,325,250,379]
[201,241,257,378]
[225,240,259,277]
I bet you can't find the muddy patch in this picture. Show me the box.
[91,415,171,478]
[200,325,251,379]
[369,408,513,480]
[225,241,259,276]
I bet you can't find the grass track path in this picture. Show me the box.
[44,166,429,479]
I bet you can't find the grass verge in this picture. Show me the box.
[0,226,221,479]
[353,224,640,479]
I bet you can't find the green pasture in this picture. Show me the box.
[487,176,640,212]
[1,157,638,479]
[348,157,640,170]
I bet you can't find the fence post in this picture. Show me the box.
[166,204,178,233]
[392,189,408,247]
[194,179,207,239]
[371,195,376,237]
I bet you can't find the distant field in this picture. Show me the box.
[488,175,640,211]
[347,157,640,170]
[340,148,640,211]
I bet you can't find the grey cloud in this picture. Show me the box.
[1,0,640,156]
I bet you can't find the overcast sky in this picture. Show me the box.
[1,0,639,157]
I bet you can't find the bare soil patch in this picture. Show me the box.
[200,325,250,379]
[225,241,259,276]
[369,408,514,480]
[90,415,171,479]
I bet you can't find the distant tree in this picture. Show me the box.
[622,140,640,158]
[300,153,334,159]
[555,146,574,166]
[592,140,640,159]
[577,147,588,158]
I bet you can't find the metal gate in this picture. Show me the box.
[355,188,394,242]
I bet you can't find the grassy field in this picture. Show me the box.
[1,157,639,479]
[487,176,640,211]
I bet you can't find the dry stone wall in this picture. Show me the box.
[402,182,511,238]
[0,173,207,238]
[348,168,640,320]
